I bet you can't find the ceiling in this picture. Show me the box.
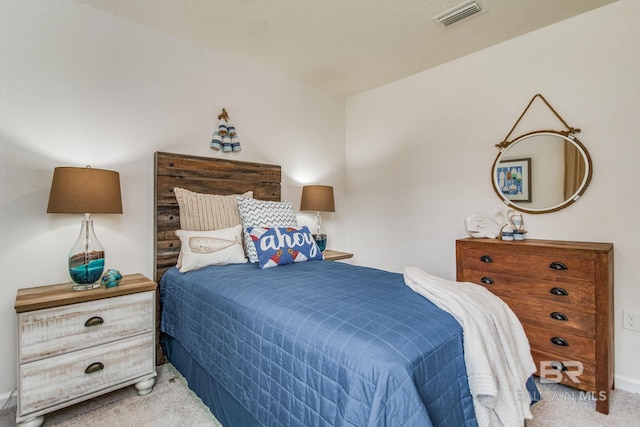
[75,0,617,98]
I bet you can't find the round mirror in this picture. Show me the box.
[491,130,592,214]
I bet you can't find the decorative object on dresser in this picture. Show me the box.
[14,274,157,427]
[492,94,593,214]
[456,237,614,414]
[300,184,335,251]
[46,166,123,290]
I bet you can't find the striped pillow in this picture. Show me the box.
[174,188,253,231]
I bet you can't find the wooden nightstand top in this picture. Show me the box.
[15,273,157,313]
[323,250,353,261]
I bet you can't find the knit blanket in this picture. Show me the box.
[403,267,536,427]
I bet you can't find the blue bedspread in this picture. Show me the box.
[160,261,477,427]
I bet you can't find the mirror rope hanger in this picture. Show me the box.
[496,94,581,149]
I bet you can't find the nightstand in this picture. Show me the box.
[14,273,157,427]
[323,249,353,261]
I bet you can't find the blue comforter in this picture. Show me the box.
[160,261,477,426]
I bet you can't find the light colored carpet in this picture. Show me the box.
[528,379,640,427]
[1,368,638,426]
[0,363,221,427]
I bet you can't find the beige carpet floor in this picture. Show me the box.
[0,364,221,427]
[1,366,639,426]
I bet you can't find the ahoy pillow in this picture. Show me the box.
[247,226,323,269]
[175,225,247,272]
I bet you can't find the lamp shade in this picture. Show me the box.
[47,166,123,214]
[300,185,335,212]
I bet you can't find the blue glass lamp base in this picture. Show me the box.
[69,256,104,290]
[313,234,327,252]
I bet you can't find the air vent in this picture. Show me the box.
[433,1,483,27]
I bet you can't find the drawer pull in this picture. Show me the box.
[550,361,567,371]
[550,312,568,321]
[480,255,494,263]
[549,287,568,296]
[85,362,104,374]
[480,277,494,285]
[84,316,104,327]
[549,261,568,270]
[550,337,569,347]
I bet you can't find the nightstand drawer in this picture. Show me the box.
[19,291,154,363]
[19,332,155,416]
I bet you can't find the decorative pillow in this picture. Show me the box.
[174,187,253,231]
[237,198,298,263]
[247,226,323,269]
[175,225,247,272]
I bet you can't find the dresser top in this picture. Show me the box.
[456,237,613,253]
[15,273,157,313]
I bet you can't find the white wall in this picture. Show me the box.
[0,0,345,402]
[345,0,640,392]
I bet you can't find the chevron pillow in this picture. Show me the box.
[237,198,298,263]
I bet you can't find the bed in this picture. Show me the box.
[154,151,534,427]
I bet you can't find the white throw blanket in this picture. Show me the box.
[403,267,536,427]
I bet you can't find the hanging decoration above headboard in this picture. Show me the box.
[211,108,241,153]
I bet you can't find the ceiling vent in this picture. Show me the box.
[433,1,483,27]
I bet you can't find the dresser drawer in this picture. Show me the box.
[459,248,595,282]
[522,323,595,364]
[19,291,154,363]
[19,332,155,416]
[531,350,596,390]
[461,269,595,307]
[500,295,595,338]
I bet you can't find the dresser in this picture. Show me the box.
[456,238,613,414]
[14,273,157,427]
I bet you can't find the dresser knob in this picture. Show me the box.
[550,336,569,347]
[550,312,568,321]
[480,255,494,263]
[549,261,568,270]
[549,287,568,296]
[550,361,568,371]
[85,362,104,374]
[84,316,104,327]
[480,277,494,285]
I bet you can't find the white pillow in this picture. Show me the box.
[237,198,298,263]
[175,225,247,272]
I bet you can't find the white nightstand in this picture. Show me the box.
[14,274,157,427]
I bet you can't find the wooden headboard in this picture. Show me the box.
[154,152,281,364]
[154,151,281,284]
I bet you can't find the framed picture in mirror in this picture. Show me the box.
[495,157,531,202]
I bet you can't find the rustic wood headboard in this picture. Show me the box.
[154,151,281,363]
[154,151,281,284]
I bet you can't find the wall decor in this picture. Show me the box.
[491,94,592,214]
[211,108,241,153]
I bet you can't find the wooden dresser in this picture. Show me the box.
[15,274,157,427]
[456,238,614,414]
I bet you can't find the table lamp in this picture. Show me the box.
[47,166,123,290]
[300,185,335,252]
